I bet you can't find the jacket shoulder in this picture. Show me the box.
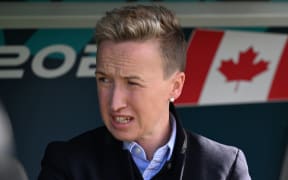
[69,126,110,145]
[38,127,120,179]
[47,126,119,153]
[188,131,239,159]
[186,131,250,179]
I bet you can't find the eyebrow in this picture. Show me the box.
[124,76,145,82]
[95,71,105,76]
[95,70,145,82]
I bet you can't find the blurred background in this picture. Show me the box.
[0,1,287,180]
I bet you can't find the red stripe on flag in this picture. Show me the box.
[176,29,224,105]
[268,38,288,101]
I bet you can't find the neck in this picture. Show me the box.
[137,115,171,161]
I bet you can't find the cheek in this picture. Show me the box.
[147,86,170,104]
[97,88,110,109]
[97,89,111,126]
[134,86,167,104]
[131,89,165,114]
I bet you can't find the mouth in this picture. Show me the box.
[113,116,133,124]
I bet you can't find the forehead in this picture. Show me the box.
[96,40,164,76]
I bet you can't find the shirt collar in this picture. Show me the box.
[123,113,177,161]
[167,113,177,160]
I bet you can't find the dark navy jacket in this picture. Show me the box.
[38,105,251,180]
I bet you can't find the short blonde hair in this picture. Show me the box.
[95,5,186,78]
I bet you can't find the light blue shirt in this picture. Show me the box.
[123,114,177,180]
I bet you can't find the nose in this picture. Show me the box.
[110,83,127,112]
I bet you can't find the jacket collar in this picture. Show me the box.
[169,102,188,161]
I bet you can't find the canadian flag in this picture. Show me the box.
[176,29,288,106]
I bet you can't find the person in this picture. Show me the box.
[38,5,251,180]
[0,101,28,180]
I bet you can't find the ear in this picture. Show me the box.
[170,72,185,101]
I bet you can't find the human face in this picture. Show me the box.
[96,40,184,143]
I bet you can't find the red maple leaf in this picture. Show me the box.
[218,47,269,92]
